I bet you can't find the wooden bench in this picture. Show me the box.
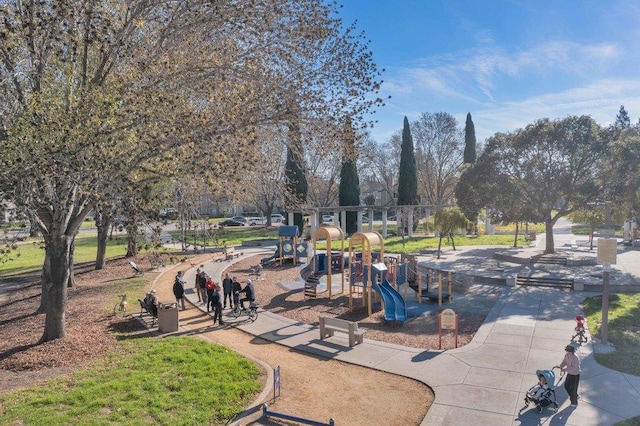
[224,246,242,261]
[138,298,158,326]
[319,317,365,347]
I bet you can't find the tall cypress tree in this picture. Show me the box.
[397,116,418,206]
[339,119,360,235]
[463,112,477,165]
[615,105,631,129]
[284,119,308,236]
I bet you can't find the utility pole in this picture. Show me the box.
[590,200,615,346]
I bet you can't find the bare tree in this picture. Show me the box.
[412,112,464,208]
[358,132,400,208]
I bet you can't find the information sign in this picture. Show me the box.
[597,238,617,265]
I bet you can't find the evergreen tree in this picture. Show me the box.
[284,119,308,236]
[616,105,631,129]
[397,116,418,232]
[463,112,477,164]
[339,119,361,235]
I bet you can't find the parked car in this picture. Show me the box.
[220,218,245,227]
[230,216,247,225]
[322,214,334,225]
[361,216,369,224]
[247,216,267,226]
[270,214,285,223]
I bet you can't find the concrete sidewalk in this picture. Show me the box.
[180,244,640,426]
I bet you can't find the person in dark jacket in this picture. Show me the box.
[194,267,202,303]
[210,283,223,325]
[231,277,242,310]
[238,279,255,311]
[222,273,233,309]
[172,271,186,310]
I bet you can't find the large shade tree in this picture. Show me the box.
[479,116,609,253]
[0,0,384,342]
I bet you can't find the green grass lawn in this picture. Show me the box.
[1,232,132,277]
[582,293,640,426]
[174,225,280,248]
[313,233,528,253]
[583,293,640,376]
[176,223,536,250]
[0,337,261,425]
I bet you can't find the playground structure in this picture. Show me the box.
[348,231,407,324]
[261,226,308,266]
[305,225,346,299]
[302,227,452,321]
[404,254,452,306]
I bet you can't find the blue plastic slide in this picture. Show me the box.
[371,279,407,323]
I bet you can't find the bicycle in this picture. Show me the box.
[113,294,128,317]
[571,315,588,344]
[231,301,259,322]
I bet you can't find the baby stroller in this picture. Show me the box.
[572,315,588,344]
[521,368,559,413]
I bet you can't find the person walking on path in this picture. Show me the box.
[222,273,233,309]
[194,267,202,303]
[555,344,581,406]
[210,283,224,325]
[231,277,242,310]
[205,275,219,313]
[173,271,186,310]
[197,266,208,305]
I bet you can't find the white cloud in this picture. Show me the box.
[369,39,636,143]
[385,40,625,106]
[470,79,640,141]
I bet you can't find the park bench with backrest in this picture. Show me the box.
[319,316,365,347]
[138,297,158,326]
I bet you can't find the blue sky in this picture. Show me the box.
[338,0,640,143]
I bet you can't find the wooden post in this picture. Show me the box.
[448,271,453,303]
[438,273,442,307]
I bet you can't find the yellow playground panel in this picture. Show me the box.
[348,231,385,315]
[311,225,346,298]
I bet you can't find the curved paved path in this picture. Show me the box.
[173,236,640,425]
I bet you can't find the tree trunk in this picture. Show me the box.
[126,214,139,257]
[126,226,138,257]
[66,241,76,288]
[40,233,73,342]
[450,232,456,251]
[514,222,520,248]
[544,217,555,254]
[37,246,51,314]
[96,216,111,269]
[437,234,443,259]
